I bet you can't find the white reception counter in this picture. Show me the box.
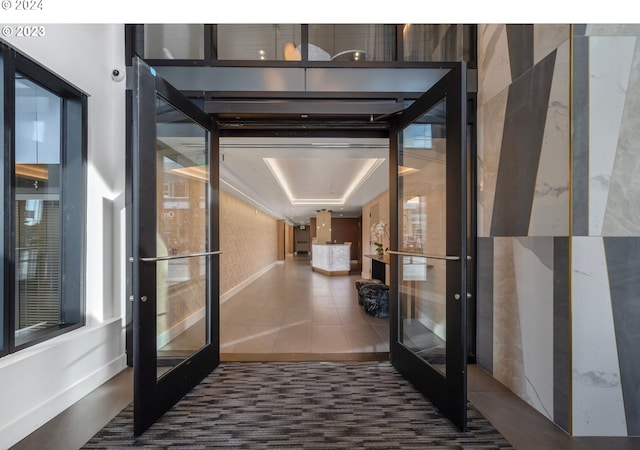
[311,244,351,276]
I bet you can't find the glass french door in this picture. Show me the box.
[130,57,220,436]
[388,63,468,430]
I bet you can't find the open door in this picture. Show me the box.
[129,57,220,436]
[388,63,468,430]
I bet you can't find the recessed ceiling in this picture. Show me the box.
[220,137,389,224]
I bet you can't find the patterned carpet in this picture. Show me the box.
[84,361,513,449]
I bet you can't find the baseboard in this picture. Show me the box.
[0,320,126,448]
[220,261,279,304]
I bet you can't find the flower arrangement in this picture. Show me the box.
[370,221,389,256]
[373,242,388,257]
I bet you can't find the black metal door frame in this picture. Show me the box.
[388,62,468,430]
[129,57,220,436]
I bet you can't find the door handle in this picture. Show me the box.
[386,250,460,261]
[140,250,222,262]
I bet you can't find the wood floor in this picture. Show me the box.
[11,255,640,449]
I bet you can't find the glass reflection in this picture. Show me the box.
[217,24,301,60]
[14,73,63,347]
[155,96,209,377]
[402,24,471,62]
[145,24,204,60]
[308,25,395,61]
[398,98,447,374]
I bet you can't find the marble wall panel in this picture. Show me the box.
[529,40,570,236]
[490,51,556,236]
[604,237,640,435]
[513,237,554,420]
[477,88,508,237]
[572,237,627,436]
[586,24,640,36]
[588,37,636,236]
[476,237,494,373]
[478,24,512,108]
[506,25,534,81]
[492,238,526,396]
[572,35,590,236]
[534,25,570,65]
[553,237,570,432]
[603,38,640,236]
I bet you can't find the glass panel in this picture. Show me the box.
[0,53,4,352]
[398,98,447,374]
[155,96,209,377]
[217,24,301,60]
[308,25,395,61]
[145,24,205,60]
[403,24,470,62]
[14,73,63,347]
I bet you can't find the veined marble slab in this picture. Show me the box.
[588,37,635,235]
[603,38,640,236]
[311,244,350,275]
[513,237,554,420]
[534,24,570,65]
[478,88,508,237]
[478,24,512,108]
[529,41,570,236]
[572,237,627,436]
[492,238,526,396]
[586,24,640,36]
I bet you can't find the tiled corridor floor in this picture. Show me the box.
[220,254,389,358]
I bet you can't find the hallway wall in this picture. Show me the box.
[219,190,278,299]
[571,24,640,436]
[0,25,127,448]
[476,24,571,431]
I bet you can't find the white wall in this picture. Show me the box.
[0,25,127,448]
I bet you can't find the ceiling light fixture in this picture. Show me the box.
[263,157,384,206]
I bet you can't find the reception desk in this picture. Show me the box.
[311,244,351,276]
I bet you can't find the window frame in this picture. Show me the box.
[126,24,477,69]
[1,41,87,357]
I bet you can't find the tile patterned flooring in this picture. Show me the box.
[220,254,390,358]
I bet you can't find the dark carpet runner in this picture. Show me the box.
[84,361,513,449]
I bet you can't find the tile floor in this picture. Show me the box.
[220,254,390,358]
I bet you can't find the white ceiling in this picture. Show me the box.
[219,137,389,224]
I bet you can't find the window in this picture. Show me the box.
[216,24,301,60]
[2,43,87,356]
[308,25,396,61]
[144,24,205,60]
[402,24,473,62]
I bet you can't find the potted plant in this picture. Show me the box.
[370,221,389,257]
[374,242,388,257]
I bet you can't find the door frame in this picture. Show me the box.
[388,62,468,431]
[125,59,474,434]
[129,56,221,436]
